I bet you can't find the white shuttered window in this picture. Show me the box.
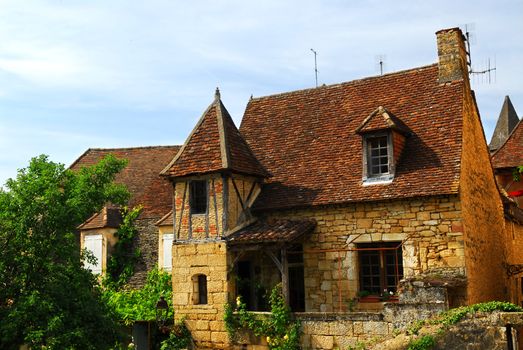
[162,234,174,271]
[84,234,103,274]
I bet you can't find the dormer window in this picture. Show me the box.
[366,134,390,177]
[356,106,410,185]
[190,180,207,214]
[363,133,394,183]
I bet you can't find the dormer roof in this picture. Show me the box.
[78,206,122,230]
[161,89,270,179]
[355,106,410,135]
[489,96,520,152]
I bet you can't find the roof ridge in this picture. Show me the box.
[160,101,216,175]
[249,63,438,102]
[87,145,180,151]
[216,99,230,169]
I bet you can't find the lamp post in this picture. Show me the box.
[155,296,169,330]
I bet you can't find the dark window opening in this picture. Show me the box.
[197,274,208,304]
[366,135,390,177]
[237,261,254,310]
[288,244,305,312]
[358,242,403,295]
[190,180,207,214]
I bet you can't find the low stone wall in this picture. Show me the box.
[297,312,392,350]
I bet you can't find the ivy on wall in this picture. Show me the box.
[224,284,301,350]
[103,206,142,290]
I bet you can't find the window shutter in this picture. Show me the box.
[84,234,103,274]
[162,234,174,271]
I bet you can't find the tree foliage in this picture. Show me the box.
[102,268,174,325]
[103,206,143,290]
[0,154,129,349]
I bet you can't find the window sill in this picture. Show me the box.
[362,176,393,186]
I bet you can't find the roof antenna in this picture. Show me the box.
[375,54,386,75]
[463,23,497,84]
[310,48,318,87]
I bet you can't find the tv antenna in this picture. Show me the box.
[463,23,496,84]
[310,48,318,87]
[375,54,386,75]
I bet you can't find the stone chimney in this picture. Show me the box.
[436,28,469,83]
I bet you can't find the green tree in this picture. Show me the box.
[0,154,129,349]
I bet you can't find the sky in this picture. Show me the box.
[0,0,521,186]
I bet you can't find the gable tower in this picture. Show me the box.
[160,89,269,348]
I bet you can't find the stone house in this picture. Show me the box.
[72,146,179,287]
[72,27,523,349]
[490,98,523,308]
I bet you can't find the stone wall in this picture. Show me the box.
[299,313,392,350]
[459,72,508,304]
[264,195,465,312]
[172,241,231,349]
[504,218,523,306]
[128,217,161,288]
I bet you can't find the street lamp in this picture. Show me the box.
[155,296,169,328]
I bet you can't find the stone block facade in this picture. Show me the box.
[265,194,466,312]
[172,241,231,349]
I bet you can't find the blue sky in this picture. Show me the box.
[0,0,521,186]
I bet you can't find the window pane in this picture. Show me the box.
[358,243,403,294]
[190,181,207,214]
[198,275,208,304]
[367,136,390,177]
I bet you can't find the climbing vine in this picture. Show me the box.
[103,206,142,289]
[401,301,523,350]
[224,284,301,350]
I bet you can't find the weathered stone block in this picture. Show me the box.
[310,335,334,349]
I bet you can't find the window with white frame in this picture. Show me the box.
[84,234,103,274]
[162,233,174,271]
[363,133,393,182]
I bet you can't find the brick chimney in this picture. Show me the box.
[436,28,469,83]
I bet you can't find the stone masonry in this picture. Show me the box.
[264,194,465,312]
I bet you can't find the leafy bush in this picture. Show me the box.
[438,301,523,326]
[160,318,191,350]
[103,269,174,325]
[224,284,301,350]
[408,335,435,350]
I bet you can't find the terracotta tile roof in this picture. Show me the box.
[226,219,316,245]
[491,119,523,169]
[78,207,122,230]
[489,96,520,152]
[70,146,180,219]
[161,90,269,178]
[240,65,464,210]
[156,210,173,226]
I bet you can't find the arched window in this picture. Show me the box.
[192,274,208,304]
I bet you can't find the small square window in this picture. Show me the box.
[190,180,207,214]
